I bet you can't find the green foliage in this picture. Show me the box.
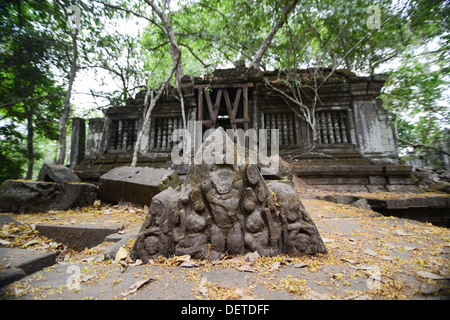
[1,0,448,175]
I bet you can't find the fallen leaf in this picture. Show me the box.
[115,246,130,262]
[174,254,191,264]
[198,276,208,298]
[244,251,260,262]
[394,229,413,236]
[230,256,244,263]
[118,260,128,273]
[346,263,373,271]
[236,264,256,273]
[341,258,356,264]
[121,278,153,297]
[416,271,447,280]
[268,261,280,272]
[179,261,200,268]
[308,290,328,300]
[293,262,308,268]
[129,259,143,267]
[363,249,377,257]
[23,239,39,247]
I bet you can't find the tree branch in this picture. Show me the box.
[398,138,450,157]
[250,0,299,70]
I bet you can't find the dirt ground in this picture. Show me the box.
[1,193,449,301]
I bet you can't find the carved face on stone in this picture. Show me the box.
[201,165,244,229]
[209,167,234,194]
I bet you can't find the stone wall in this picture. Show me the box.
[74,66,408,191]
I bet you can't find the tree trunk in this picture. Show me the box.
[25,104,34,179]
[145,0,186,129]
[57,31,78,165]
[131,61,179,167]
[250,0,299,70]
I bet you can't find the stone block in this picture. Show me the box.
[98,166,180,206]
[386,185,425,193]
[386,199,409,209]
[428,196,448,208]
[387,177,415,185]
[334,195,359,204]
[35,224,120,251]
[368,175,386,185]
[37,163,81,183]
[0,180,97,214]
[367,185,388,192]
[0,214,22,226]
[0,248,56,287]
[429,181,450,194]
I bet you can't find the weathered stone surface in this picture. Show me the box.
[98,167,180,206]
[0,248,56,287]
[0,214,22,226]
[131,128,327,261]
[429,181,450,194]
[37,163,81,183]
[35,224,119,251]
[0,180,97,213]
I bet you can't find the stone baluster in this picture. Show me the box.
[288,113,295,145]
[339,111,348,143]
[276,114,282,146]
[167,118,173,149]
[315,112,322,144]
[326,112,335,144]
[161,118,168,150]
[265,114,271,146]
[121,120,128,150]
[109,120,118,150]
[156,119,162,150]
[321,112,329,144]
[117,120,123,150]
[282,113,289,146]
[127,120,135,150]
[333,112,341,143]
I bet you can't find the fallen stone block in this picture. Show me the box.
[35,224,120,252]
[386,184,425,193]
[37,163,81,183]
[98,166,180,206]
[0,180,97,214]
[0,214,22,226]
[0,248,56,287]
[0,268,26,288]
[429,181,450,194]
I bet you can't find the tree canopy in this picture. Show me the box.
[0,0,449,182]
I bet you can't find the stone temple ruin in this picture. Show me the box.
[73,64,420,194]
[2,63,441,262]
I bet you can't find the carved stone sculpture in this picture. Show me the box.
[131,128,327,261]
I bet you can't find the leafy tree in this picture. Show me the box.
[0,0,66,179]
